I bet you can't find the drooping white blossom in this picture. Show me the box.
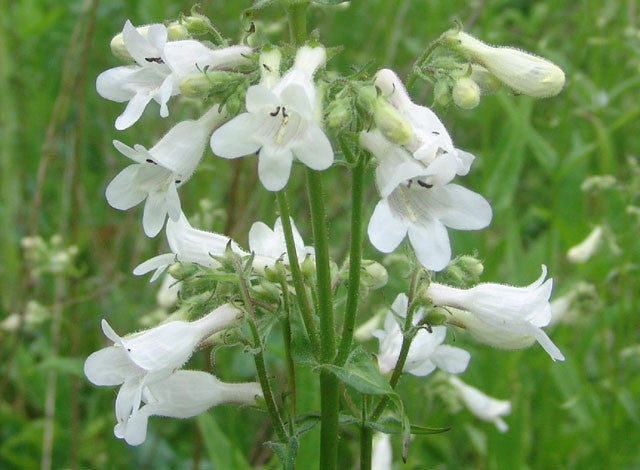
[371,432,392,470]
[84,304,242,438]
[115,370,262,446]
[567,225,603,264]
[366,171,492,272]
[444,30,565,98]
[210,46,333,191]
[448,376,511,432]
[373,294,470,376]
[374,69,475,184]
[133,213,246,281]
[97,20,250,130]
[106,106,226,237]
[428,266,565,361]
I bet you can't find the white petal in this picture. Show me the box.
[84,347,140,386]
[257,145,293,192]
[96,66,138,102]
[113,140,145,164]
[422,153,458,186]
[246,85,279,113]
[454,149,475,175]
[156,75,173,117]
[248,221,278,258]
[165,180,182,221]
[407,220,451,271]
[430,344,471,374]
[279,81,314,121]
[142,192,167,237]
[105,165,147,210]
[405,359,436,377]
[528,324,565,361]
[367,198,408,253]
[431,184,493,231]
[291,124,333,170]
[133,253,176,278]
[115,92,153,130]
[210,113,262,158]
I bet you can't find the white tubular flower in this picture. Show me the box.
[84,304,242,435]
[373,294,470,376]
[367,176,492,272]
[567,225,603,264]
[105,107,225,237]
[371,432,392,470]
[133,213,246,281]
[248,217,314,273]
[374,69,475,183]
[448,376,511,432]
[428,266,565,361]
[210,46,333,191]
[444,31,565,98]
[116,370,262,446]
[97,20,251,130]
[97,20,175,130]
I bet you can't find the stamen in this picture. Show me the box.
[417,180,433,189]
[145,57,164,64]
[146,159,157,165]
[270,107,281,117]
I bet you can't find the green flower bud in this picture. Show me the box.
[300,256,316,279]
[457,255,484,277]
[470,64,501,94]
[433,79,451,107]
[356,85,378,112]
[168,262,198,280]
[423,308,447,327]
[373,97,412,145]
[167,21,189,40]
[360,260,389,290]
[326,98,352,129]
[182,13,214,35]
[452,77,481,109]
[253,280,281,303]
[179,70,238,98]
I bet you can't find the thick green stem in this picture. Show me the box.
[276,191,320,354]
[287,1,309,44]
[232,259,288,442]
[306,170,339,470]
[360,427,373,470]
[335,141,366,366]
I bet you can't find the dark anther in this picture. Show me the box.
[175,179,181,184]
[263,63,272,72]
[417,180,433,189]
[407,179,413,188]
[145,57,164,64]
[270,106,281,116]
[432,131,440,135]
[146,159,157,165]
[282,107,288,118]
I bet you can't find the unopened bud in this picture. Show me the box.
[300,255,316,279]
[179,70,238,98]
[356,85,378,112]
[326,98,352,129]
[182,13,214,35]
[166,22,189,40]
[253,280,281,302]
[423,308,447,326]
[567,226,603,264]
[361,260,389,290]
[452,77,481,109]
[168,262,198,280]
[440,255,484,286]
[433,79,451,107]
[444,30,565,98]
[373,97,412,144]
[470,64,501,94]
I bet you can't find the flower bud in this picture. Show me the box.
[356,85,378,112]
[182,13,214,35]
[433,79,451,107]
[326,97,352,129]
[300,255,316,279]
[444,30,565,98]
[166,22,189,41]
[179,70,238,98]
[360,260,389,290]
[168,262,198,280]
[452,77,481,109]
[470,64,502,94]
[372,97,412,145]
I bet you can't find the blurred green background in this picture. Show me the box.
[1,0,639,468]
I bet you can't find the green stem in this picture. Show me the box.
[360,427,373,470]
[287,1,309,44]
[405,35,444,90]
[232,258,288,442]
[276,191,321,354]
[279,277,297,434]
[335,140,366,366]
[306,169,339,470]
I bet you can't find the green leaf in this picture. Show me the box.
[366,417,450,435]
[295,413,321,435]
[317,348,394,396]
[265,437,299,470]
[313,0,350,4]
[197,413,250,469]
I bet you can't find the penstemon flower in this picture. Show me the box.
[374,68,475,182]
[248,217,315,273]
[448,376,511,432]
[115,370,262,446]
[97,20,251,130]
[367,176,492,272]
[374,294,470,376]
[427,266,565,361]
[105,106,225,237]
[210,46,333,191]
[84,304,242,440]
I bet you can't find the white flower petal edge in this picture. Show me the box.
[448,376,511,432]
[248,216,314,271]
[367,183,492,271]
[106,107,226,237]
[374,294,470,376]
[429,266,565,361]
[211,46,333,191]
[116,371,263,446]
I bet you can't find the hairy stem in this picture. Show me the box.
[335,140,366,366]
[276,191,320,354]
[233,258,288,442]
[279,277,297,433]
